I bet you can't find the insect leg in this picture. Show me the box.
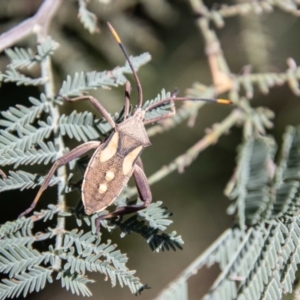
[124,81,131,120]
[63,96,116,129]
[19,141,101,218]
[135,157,144,170]
[143,100,176,125]
[0,169,6,179]
[95,164,152,232]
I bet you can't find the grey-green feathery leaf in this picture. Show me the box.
[158,127,300,300]
[0,232,35,248]
[113,214,184,252]
[143,89,173,122]
[35,37,58,61]
[0,218,33,239]
[225,137,276,228]
[0,120,53,155]
[57,229,143,294]
[0,245,52,278]
[58,272,93,297]
[4,37,58,70]
[58,111,100,142]
[0,170,60,192]
[271,126,300,218]
[0,94,49,132]
[137,201,173,231]
[62,230,128,270]
[78,0,99,34]
[2,67,46,86]
[59,53,151,97]
[0,217,34,248]
[4,48,35,69]
[32,204,61,222]
[155,281,188,300]
[0,266,53,299]
[0,141,58,168]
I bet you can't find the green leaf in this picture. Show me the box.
[0,266,53,299]
[78,0,99,34]
[59,53,151,97]
[0,94,49,132]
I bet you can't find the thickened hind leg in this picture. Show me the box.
[63,96,116,129]
[95,164,152,232]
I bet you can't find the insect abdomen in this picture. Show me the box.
[82,152,131,215]
[81,131,143,215]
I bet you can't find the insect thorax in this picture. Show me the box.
[116,112,151,147]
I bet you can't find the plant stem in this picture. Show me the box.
[36,0,63,271]
[126,109,243,198]
[0,0,62,52]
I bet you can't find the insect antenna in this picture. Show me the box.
[144,96,232,112]
[107,22,143,108]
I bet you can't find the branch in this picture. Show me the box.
[154,229,233,300]
[126,109,243,198]
[0,0,62,52]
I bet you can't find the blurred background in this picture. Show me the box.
[0,0,300,299]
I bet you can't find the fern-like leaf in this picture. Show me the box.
[0,94,49,132]
[35,37,58,62]
[0,218,33,239]
[57,229,143,293]
[4,48,35,69]
[62,230,128,270]
[0,170,60,192]
[59,53,151,97]
[137,201,173,231]
[4,37,58,70]
[0,266,53,299]
[113,215,183,252]
[143,89,173,122]
[0,141,58,168]
[2,67,46,86]
[225,137,276,227]
[0,246,51,278]
[58,111,100,142]
[58,272,93,297]
[78,0,99,34]
[0,119,53,155]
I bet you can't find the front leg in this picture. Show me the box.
[95,164,152,231]
[143,101,175,125]
[63,95,116,129]
[19,141,101,218]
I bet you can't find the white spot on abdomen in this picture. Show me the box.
[105,171,115,181]
[98,184,108,194]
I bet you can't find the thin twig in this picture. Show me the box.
[147,102,207,137]
[189,0,234,94]
[0,0,62,52]
[34,0,64,271]
[126,109,243,198]
[154,229,233,300]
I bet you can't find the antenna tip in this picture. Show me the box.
[107,22,121,44]
[217,99,232,105]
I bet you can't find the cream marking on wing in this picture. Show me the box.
[105,171,115,181]
[122,146,143,175]
[99,132,119,162]
[98,183,108,194]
